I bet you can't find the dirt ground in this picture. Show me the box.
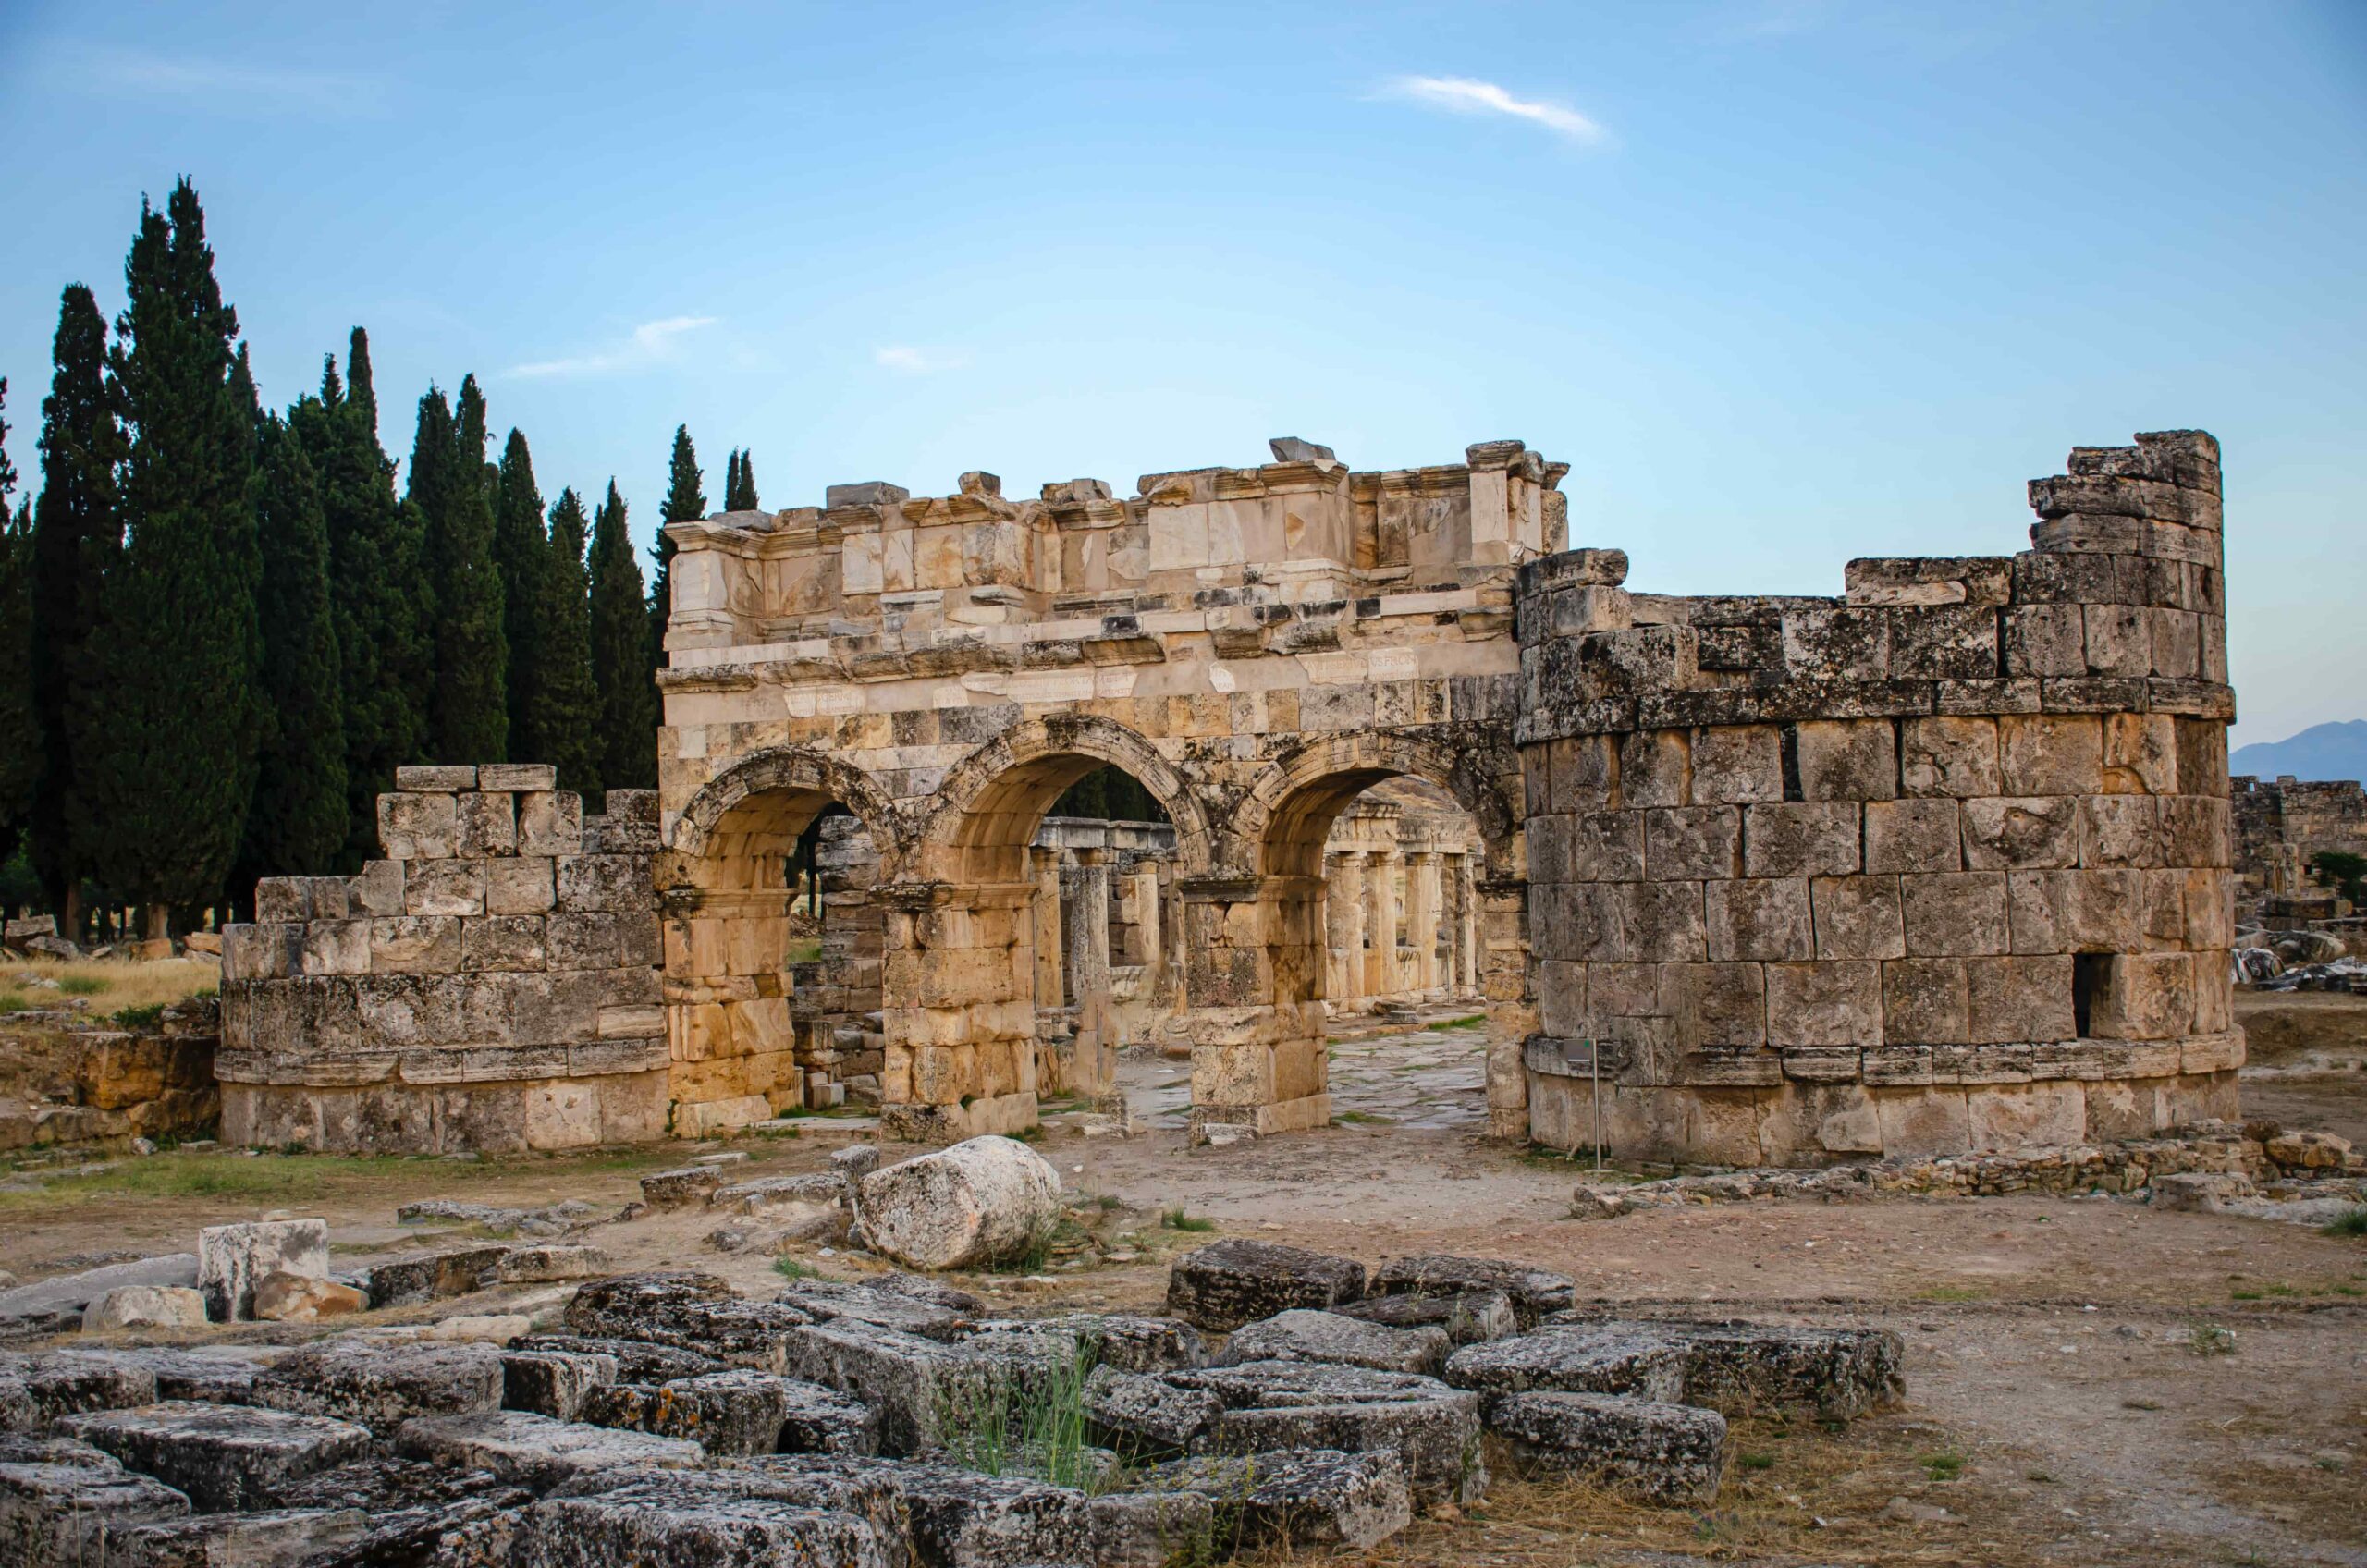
[5,999,2364,1568]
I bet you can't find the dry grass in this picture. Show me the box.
[0,956,220,1019]
[0,1144,677,1216]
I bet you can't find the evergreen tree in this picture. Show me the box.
[237,412,346,883]
[533,487,602,800]
[493,429,547,759]
[28,285,126,921]
[728,447,760,510]
[80,180,263,936]
[0,384,33,866]
[589,480,657,795]
[417,374,507,763]
[295,328,429,868]
[650,423,704,665]
[722,450,740,511]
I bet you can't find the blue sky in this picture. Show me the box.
[2,1,2361,748]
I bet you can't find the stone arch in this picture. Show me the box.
[666,745,901,866]
[1238,730,1521,885]
[915,714,1213,885]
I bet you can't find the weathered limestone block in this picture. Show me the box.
[1164,1240,1367,1331]
[462,1472,888,1568]
[735,1453,1086,1568]
[0,1458,190,1567]
[407,860,487,918]
[556,855,652,913]
[395,1410,701,1490]
[1334,1290,1518,1345]
[639,1167,725,1210]
[960,1313,1207,1376]
[510,1335,720,1388]
[481,764,558,793]
[462,915,548,973]
[482,1245,617,1286]
[1126,1449,1413,1552]
[378,791,460,861]
[1899,872,2009,957]
[57,1402,372,1512]
[459,792,519,857]
[1763,962,1879,1048]
[1965,955,2074,1043]
[251,1271,365,1322]
[1689,725,1783,803]
[1168,1360,1484,1508]
[773,1319,993,1455]
[1796,719,1896,802]
[1703,877,1812,962]
[82,1287,208,1334]
[104,1507,371,1568]
[365,1244,516,1308]
[371,916,462,974]
[1082,1366,1223,1458]
[485,858,557,916]
[1809,876,1906,961]
[197,1219,328,1323]
[1742,802,1859,878]
[581,1368,877,1457]
[1370,1255,1576,1329]
[775,1280,965,1342]
[396,766,477,791]
[500,1351,617,1423]
[1222,1310,1452,1376]
[1960,796,2079,869]
[854,1135,1063,1271]
[1442,1328,1686,1402]
[517,792,583,858]
[1484,1390,1726,1503]
[250,1341,504,1434]
[1863,799,1961,875]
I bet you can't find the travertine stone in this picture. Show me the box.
[1795,720,1896,802]
[1742,803,1859,878]
[1863,800,1960,875]
[485,858,557,915]
[457,793,517,857]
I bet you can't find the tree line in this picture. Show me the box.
[0,179,755,940]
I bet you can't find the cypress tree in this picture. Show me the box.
[722,450,740,511]
[297,329,429,868]
[80,179,263,937]
[589,480,657,795]
[28,285,126,923]
[493,429,547,760]
[650,423,705,665]
[533,487,602,800]
[418,374,507,763]
[724,447,760,511]
[0,384,33,866]
[236,412,346,883]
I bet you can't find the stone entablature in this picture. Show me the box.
[216,766,667,1153]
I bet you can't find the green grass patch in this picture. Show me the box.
[1913,1284,1988,1303]
[1738,1452,1774,1472]
[0,1144,675,1211]
[0,991,37,1014]
[1438,1014,1487,1030]
[1159,1208,1216,1232]
[936,1344,1111,1492]
[1919,1450,1965,1481]
[2189,1323,2238,1356]
[773,1257,833,1282]
[1333,1110,1395,1126]
[2323,1206,2367,1238]
[55,975,110,997]
[110,1003,166,1028]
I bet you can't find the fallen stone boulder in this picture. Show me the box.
[636,1167,724,1210]
[1484,1390,1728,1503]
[735,1453,1091,1568]
[1580,1319,1907,1421]
[365,1245,516,1309]
[57,1401,372,1513]
[250,1341,503,1433]
[252,1270,366,1323]
[395,1410,704,1491]
[1126,1449,1413,1552]
[479,1245,616,1286]
[582,1368,877,1457]
[197,1220,328,1324]
[0,1255,198,1340]
[454,1470,889,1568]
[501,1351,618,1424]
[1372,1255,1576,1329]
[776,1319,995,1455]
[509,1334,719,1387]
[101,1505,371,1568]
[1223,1308,1451,1376]
[562,1274,814,1368]
[874,1271,983,1314]
[269,1456,533,1562]
[1442,1326,1686,1403]
[1082,1366,1222,1458]
[855,1136,1064,1271]
[1334,1289,1517,1344]
[960,1312,1207,1374]
[2151,1170,2254,1213]
[713,1175,851,1242]
[83,1286,209,1334]
[2266,1129,2354,1171]
[1168,1360,1484,1509]
[1164,1239,1367,1331]
[0,1456,190,1566]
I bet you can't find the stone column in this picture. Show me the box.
[879,880,1038,1142]
[1407,851,1442,996]
[1031,848,1063,1011]
[1457,854,1480,995]
[1129,866,1162,970]
[1326,851,1366,1008]
[1365,851,1399,998]
[1061,852,1115,1093]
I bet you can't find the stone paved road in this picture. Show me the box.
[1122,1011,1490,1132]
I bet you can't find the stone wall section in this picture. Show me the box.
[2232,773,2367,916]
[1515,431,2238,1163]
[216,766,665,1154]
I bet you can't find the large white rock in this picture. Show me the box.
[854,1136,1063,1271]
[82,1286,209,1333]
[198,1219,330,1322]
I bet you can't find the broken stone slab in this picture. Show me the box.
[1333,1289,1518,1345]
[250,1341,503,1434]
[0,1434,118,1467]
[459,1469,889,1568]
[0,1348,162,1429]
[1442,1327,1687,1403]
[500,1351,617,1425]
[197,1220,328,1324]
[1564,1319,1907,1422]
[41,1348,277,1410]
[855,1135,1065,1272]
[1163,1239,1367,1331]
[714,1172,847,1218]
[561,1273,815,1368]
[735,1453,1091,1568]
[1222,1309,1453,1376]
[581,1368,877,1457]
[1484,1390,1728,1504]
[2151,1170,2254,1212]
[1126,1448,1413,1553]
[84,1286,209,1334]
[638,1167,726,1211]
[366,1245,517,1308]
[961,1312,1207,1373]
[1371,1255,1577,1329]
[1081,1366,1222,1459]
[103,1505,372,1568]
[0,1457,190,1566]
[776,1279,971,1341]
[396,1410,705,1492]
[561,1270,730,1334]
[252,1270,366,1323]
[272,1456,534,1564]
[0,1255,200,1333]
[872,1271,983,1314]
[479,1245,616,1286]
[830,1145,882,1183]
[509,1334,720,1387]
[1085,1486,1220,1567]
[57,1401,373,1513]
[1167,1360,1485,1509]
[1268,435,1339,466]
[775,1319,995,1456]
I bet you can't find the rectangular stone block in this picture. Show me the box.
[1567,811,1644,881]
[2005,869,2139,955]
[557,855,653,913]
[378,791,459,860]
[1959,796,2079,870]
[1676,961,1767,1046]
[519,792,585,857]
[1882,958,1968,1044]
[1704,877,1812,962]
[546,913,620,970]
[407,859,486,917]
[2158,795,2231,867]
[1795,719,1896,802]
[1547,736,1617,813]
[396,765,478,790]
[1889,603,1997,680]
[1742,802,1859,877]
[1900,717,2000,798]
[1810,876,1905,961]
[372,917,462,974]
[458,792,518,857]
[1998,714,2102,795]
[2003,605,2086,677]
[224,923,303,983]
[1644,806,1740,880]
[1964,955,2074,1044]
[486,858,558,915]
[480,763,558,792]
[1617,729,1690,808]
[2103,713,2177,795]
[1782,608,1889,681]
[349,859,405,917]
[1623,882,1707,962]
[300,920,373,977]
[461,916,548,973]
[1690,725,1782,804]
[1966,1081,2086,1151]
[199,1217,329,1321]
[1764,961,1880,1048]
[1591,962,1664,1016]
[2091,952,2194,1041]
[2076,795,2161,868]
[1863,799,1960,875]
[2082,602,2149,676]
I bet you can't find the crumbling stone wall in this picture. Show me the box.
[1515,431,2238,1162]
[2232,774,2367,915]
[217,766,666,1153]
[0,998,219,1150]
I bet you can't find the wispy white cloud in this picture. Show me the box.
[1378,76,1607,145]
[507,315,718,380]
[873,345,968,374]
[77,49,384,116]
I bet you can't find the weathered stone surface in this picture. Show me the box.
[1334,1289,1518,1345]
[56,1402,371,1513]
[458,1470,889,1568]
[83,1286,209,1334]
[1485,1390,1728,1503]
[1371,1254,1576,1329]
[638,1167,726,1210]
[1128,1449,1413,1552]
[366,1244,517,1308]
[481,1245,616,1286]
[1168,1360,1484,1508]
[0,1349,162,1429]
[251,1270,365,1323]
[270,1455,533,1562]
[959,1313,1207,1375]
[561,1271,731,1336]
[0,1457,190,1567]
[250,1341,503,1433]
[1085,1486,1220,1568]
[510,1334,720,1388]
[0,1255,199,1332]
[501,1351,617,1424]
[855,1136,1064,1272]
[1081,1366,1222,1459]
[775,1319,988,1456]
[582,1368,877,1457]
[558,1272,815,1366]
[1441,1328,1686,1402]
[1224,1309,1451,1376]
[396,1409,703,1490]
[727,1453,1087,1568]
[104,1505,372,1568]
[1531,1317,1907,1420]
[1164,1239,1367,1332]
[197,1220,328,1323]
[775,1280,969,1342]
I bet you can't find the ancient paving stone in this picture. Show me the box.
[959,1313,1207,1374]
[250,1341,504,1434]
[1484,1390,1728,1503]
[57,1402,372,1513]
[775,1280,970,1342]
[1533,1317,1907,1421]
[196,1219,328,1323]
[581,1369,877,1457]
[637,1168,725,1210]
[1441,1328,1687,1403]
[501,1351,618,1424]
[1168,1360,1485,1509]
[395,1410,703,1490]
[1223,1309,1452,1376]
[0,1458,190,1567]
[457,1470,889,1568]
[1127,1449,1414,1552]
[1164,1240,1367,1332]
[1082,1366,1223,1459]
[1369,1255,1576,1329]
[104,1505,372,1568]
[509,1336,721,1387]
[1333,1289,1518,1345]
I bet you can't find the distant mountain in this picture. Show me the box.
[2231,720,2367,783]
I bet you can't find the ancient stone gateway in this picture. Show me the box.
[656,428,2239,1159]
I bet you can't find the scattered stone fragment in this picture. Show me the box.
[636,1168,725,1211]
[0,1457,190,1567]
[460,1470,889,1568]
[103,1506,372,1568]
[2266,1130,2355,1170]
[1484,1390,1728,1503]
[57,1401,372,1513]
[427,1314,536,1344]
[583,1368,877,1457]
[1611,1319,1907,1421]
[1085,1486,1220,1567]
[1334,1289,1517,1345]
[1082,1366,1221,1458]
[1127,1449,1413,1552]
[1224,1309,1452,1376]
[197,1220,329,1324]
[830,1145,881,1182]
[1164,1240,1367,1332]
[365,1246,516,1309]
[1169,1360,1485,1508]
[395,1411,704,1491]
[252,1271,366,1323]
[855,1136,1066,1272]
[713,1175,850,1242]
[1371,1256,1576,1329]
[501,1351,618,1424]
[776,1279,970,1341]
[478,1246,616,1287]
[0,1255,199,1337]
[738,1453,1089,1568]
[961,1312,1206,1374]
[2151,1170,2255,1213]
[509,1335,719,1387]
[1442,1327,1686,1403]
[873,1271,983,1314]
[251,1341,503,1433]
[83,1286,210,1334]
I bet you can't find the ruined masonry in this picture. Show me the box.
[222,429,2240,1163]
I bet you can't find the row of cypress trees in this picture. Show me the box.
[0,179,754,937]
